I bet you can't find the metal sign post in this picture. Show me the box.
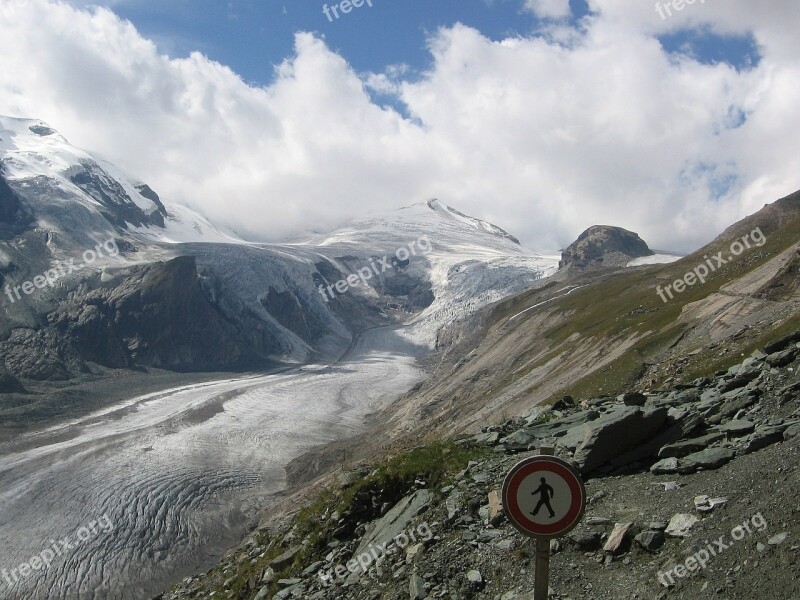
[502,446,586,600]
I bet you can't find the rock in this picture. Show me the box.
[409,573,427,599]
[253,588,270,600]
[634,530,665,552]
[662,388,702,406]
[337,471,360,489]
[405,543,424,564]
[277,578,302,587]
[500,429,536,452]
[740,426,785,454]
[768,532,790,546]
[766,348,797,368]
[658,432,725,458]
[495,538,515,551]
[652,481,683,491]
[718,420,756,436]
[718,369,761,393]
[612,409,703,466]
[552,395,575,410]
[665,514,700,537]
[270,545,303,570]
[445,493,461,523]
[466,570,483,586]
[763,331,800,354]
[679,447,735,473]
[778,382,800,405]
[478,530,503,543]
[619,392,647,406]
[784,423,800,441]
[488,489,504,526]
[472,473,489,485]
[274,584,301,599]
[473,431,500,446]
[708,391,760,424]
[301,562,322,577]
[588,490,607,503]
[261,567,275,584]
[650,457,680,475]
[603,522,633,554]
[573,406,668,474]
[529,410,601,439]
[570,531,602,551]
[355,490,432,558]
[694,495,728,513]
[522,406,548,423]
[559,225,654,270]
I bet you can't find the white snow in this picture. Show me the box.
[627,253,683,267]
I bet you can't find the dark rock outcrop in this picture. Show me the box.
[1,256,273,379]
[0,166,33,239]
[0,362,25,393]
[47,255,269,372]
[69,162,167,229]
[559,225,654,270]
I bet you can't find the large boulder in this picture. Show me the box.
[573,406,668,474]
[678,447,735,473]
[611,408,703,466]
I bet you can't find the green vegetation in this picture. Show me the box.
[486,203,800,402]
[197,440,491,599]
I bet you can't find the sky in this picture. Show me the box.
[0,0,798,252]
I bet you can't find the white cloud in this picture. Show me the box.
[523,0,572,20]
[0,0,798,252]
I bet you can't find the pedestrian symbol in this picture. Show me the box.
[531,477,555,518]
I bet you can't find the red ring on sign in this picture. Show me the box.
[504,457,585,538]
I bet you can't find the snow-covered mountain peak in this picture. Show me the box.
[0,114,242,245]
[0,116,67,144]
[310,198,527,258]
[426,199,520,244]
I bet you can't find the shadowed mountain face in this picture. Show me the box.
[0,256,276,380]
[559,225,654,270]
[0,168,32,240]
[69,162,168,229]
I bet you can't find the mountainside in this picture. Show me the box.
[0,116,557,429]
[155,189,800,600]
[364,190,800,443]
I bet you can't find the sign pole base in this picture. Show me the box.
[534,537,551,600]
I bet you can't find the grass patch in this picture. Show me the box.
[202,440,491,599]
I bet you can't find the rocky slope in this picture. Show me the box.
[157,331,800,600]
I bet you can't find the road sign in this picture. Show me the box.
[502,452,586,539]
[502,448,587,600]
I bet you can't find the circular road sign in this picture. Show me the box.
[502,455,586,539]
